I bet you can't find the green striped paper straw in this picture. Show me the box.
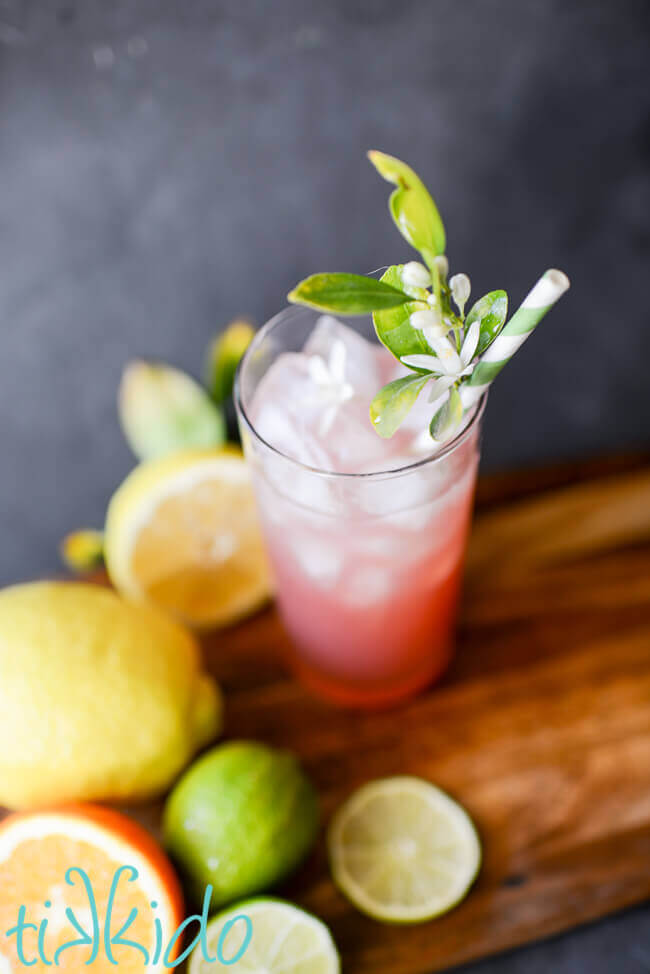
[460,268,570,410]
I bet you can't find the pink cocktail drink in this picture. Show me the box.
[259,466,476,706]
[236,308,484,708]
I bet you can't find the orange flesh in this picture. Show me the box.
[0,811,183,974]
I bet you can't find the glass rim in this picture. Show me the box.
[234,304,488,482]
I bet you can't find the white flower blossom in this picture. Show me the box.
[401,320,480,415]
[307,339,354,435]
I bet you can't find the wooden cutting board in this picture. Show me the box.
[195,459,650,972]
[7,459,650,972]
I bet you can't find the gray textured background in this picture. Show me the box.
[2,0,649,585]
[0,1,649,970]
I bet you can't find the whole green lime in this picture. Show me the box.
[163,741,319,909]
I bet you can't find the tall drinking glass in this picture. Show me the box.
[236,307,485,708]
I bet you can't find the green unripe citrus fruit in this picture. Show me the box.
[163,741,319,909]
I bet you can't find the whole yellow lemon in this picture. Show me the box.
[0,581,222,809]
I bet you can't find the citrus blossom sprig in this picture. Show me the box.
[288,152,569,443]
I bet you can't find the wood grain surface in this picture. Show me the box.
[7,459,650,972]
[197,460,650,972]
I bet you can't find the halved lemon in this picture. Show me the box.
[0,805,184,973]
[328,776,481,924]
[190,899,340,974]
[105,448,272,629]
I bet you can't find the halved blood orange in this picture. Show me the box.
[0,805,184,973]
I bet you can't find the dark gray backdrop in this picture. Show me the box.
[1,0,649,583]
[1,1,650,970]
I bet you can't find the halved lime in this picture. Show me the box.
[189,899,340,973]
[328,776,481,924]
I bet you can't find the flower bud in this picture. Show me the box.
[450,273,471,313]
[426,293,438,307]
[433,255,449,280]
[60,530,104,574]
[409,308,440,332]
[410,308,447,349]
[119,361,226,461]
[401,261,431,289]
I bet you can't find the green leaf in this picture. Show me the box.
[288,272,410,315]
[205,319,255,404]
[368,151,446,263]
[118,361,226,461]
[370,373,430,438]
[466,290,508,355]
[430,386,462,440]
[372,266,432,362]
